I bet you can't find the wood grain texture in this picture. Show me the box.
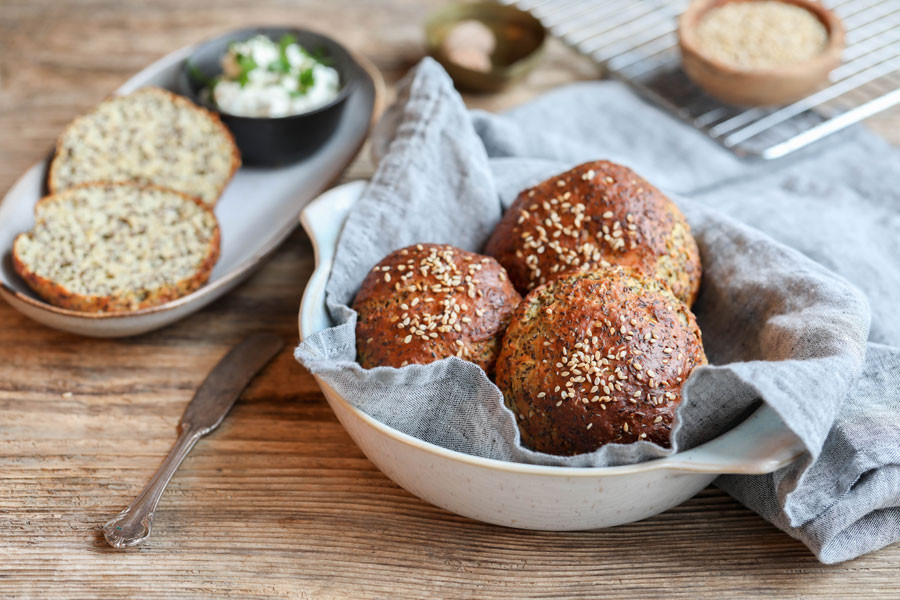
[0,1,898,598]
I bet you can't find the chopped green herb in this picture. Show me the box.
[270,34,296,74]
[236,54,257,71]
[279,34,297,52]
[235,54,258,87]
[269,58,290,74]
[298,67,315,92]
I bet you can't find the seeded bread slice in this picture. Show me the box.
[48,87,240,206]
[13,183,221,313]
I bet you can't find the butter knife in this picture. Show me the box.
[102,332,284,548]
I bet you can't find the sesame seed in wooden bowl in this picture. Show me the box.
[678,0,845,107]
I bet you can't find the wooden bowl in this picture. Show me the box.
[678,0,845,106]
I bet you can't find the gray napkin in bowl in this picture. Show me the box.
[296,58,900,563]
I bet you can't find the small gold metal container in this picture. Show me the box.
[425,2,547,93]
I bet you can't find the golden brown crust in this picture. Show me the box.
[353,244,522,375]
[484,160,702,305]
[48,86,241,205]
[495,266,707,455]
[12,183,221,314]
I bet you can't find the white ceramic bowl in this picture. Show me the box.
[298,180,805,530]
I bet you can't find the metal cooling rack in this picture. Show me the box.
[502,0,900,159]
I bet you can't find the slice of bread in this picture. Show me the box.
[48,87,240,206]
[13,183,221,313]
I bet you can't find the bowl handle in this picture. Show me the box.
[298,180,368,340]
[662,403,806,475]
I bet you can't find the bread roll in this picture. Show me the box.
[495,266,707,455]
[485,160,701,305]
[353,244,521,375]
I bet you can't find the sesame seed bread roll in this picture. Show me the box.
[495,266,707,455]
[484,160,701,305]
[48,87,240,206]
[12,183,221,313]
[353,244,522,375]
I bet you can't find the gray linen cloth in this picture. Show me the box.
[296,58,900,563]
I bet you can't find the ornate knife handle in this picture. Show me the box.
[102,426,204,548]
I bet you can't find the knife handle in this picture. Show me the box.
[102,425,203,548]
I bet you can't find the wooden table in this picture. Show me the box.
[1,1,898,598]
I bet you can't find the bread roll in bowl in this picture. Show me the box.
[485,160,701,305]
[495,266,707,455]
[353,243,522,375]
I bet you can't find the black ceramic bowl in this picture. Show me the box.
[180,27,358,167]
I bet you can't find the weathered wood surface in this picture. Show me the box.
[1,1,898,598]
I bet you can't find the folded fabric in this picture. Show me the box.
[297,58,900,563]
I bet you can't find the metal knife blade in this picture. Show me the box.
[180,332,284,433]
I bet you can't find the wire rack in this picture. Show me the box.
[502,0,900,159]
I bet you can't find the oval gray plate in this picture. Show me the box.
[0,37,383,337]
